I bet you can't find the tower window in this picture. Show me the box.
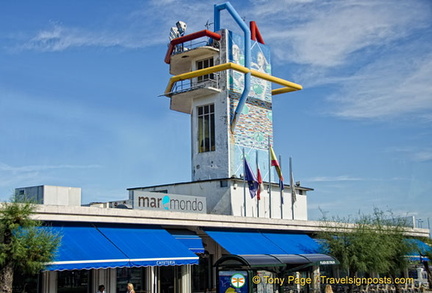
[196,58,214,83]
[197,104,215,153]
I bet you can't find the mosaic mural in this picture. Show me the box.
[228,32,274,181]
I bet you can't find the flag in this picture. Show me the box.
[256,167,264,200]
[290,177,296,203]
[244,159,259,198]
[270,146,284,188]
[290,157,297,203]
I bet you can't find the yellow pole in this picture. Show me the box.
[164,62,302,96]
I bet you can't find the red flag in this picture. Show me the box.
[256,167,264,200]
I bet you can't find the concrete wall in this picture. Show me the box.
[229,181,308,220]
[130,178,308,220]
[191,92,231,181]
[15,185,81,206]
[130,180,232,215]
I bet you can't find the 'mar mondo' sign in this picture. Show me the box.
[132,191,206,214]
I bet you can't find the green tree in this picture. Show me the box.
[417,237,432,289]
[318,209,414,293]
[0,197,60,293]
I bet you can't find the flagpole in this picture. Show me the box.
[268,136,272,218]
[256,150,259,218]
[243,148,246,217]
[280,154,283,219]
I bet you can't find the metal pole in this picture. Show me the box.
[243,148,246,217]
[280,154,283,219]
[256,150,260,218]
[428,217,431,238]
[290,157,295,220]
[268,136,272,218]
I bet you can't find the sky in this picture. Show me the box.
[1,0,431,226]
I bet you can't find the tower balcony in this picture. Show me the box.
[164,29,221,75]
[166,76,221,114]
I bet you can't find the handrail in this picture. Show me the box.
[164,62,302,96]
[164,30,221,64]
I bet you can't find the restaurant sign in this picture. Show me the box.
[132,191,206,214]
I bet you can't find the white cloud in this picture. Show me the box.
[253,0,430,67]
[412,151,432,162]
[329,52,432,119]
[17,1,214,52]
[20,22,158,52]
[244,0,432,121]
[7,0,432,122]
[307,175,363,182]
[0,162,101,173]
[388,147,432,163]
[0,162,101,196]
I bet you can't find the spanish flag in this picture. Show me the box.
[270,146,284,183]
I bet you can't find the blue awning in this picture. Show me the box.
[45,224,199,271]
[204,230,286,254]
[45,225,130,271]
[204,229,320,255]
[407,239,431,261]
[262,232,320,254]
[205,229,338,268]
[168,230,205,254]
[97,226,198,267]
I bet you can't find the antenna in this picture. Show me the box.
[169,27,179,41]
[205,19,213,30]
[169,21,187,41]
[176,21,187,36]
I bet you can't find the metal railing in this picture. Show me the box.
[170,74,220,95]
[172,39,218,55]
[164,30,221,64]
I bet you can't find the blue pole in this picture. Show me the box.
[214,2,251,132]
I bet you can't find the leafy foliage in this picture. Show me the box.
[416,237,432,289]
[318,209,415,277]
[0,197,60,293]
[13,227,60,274]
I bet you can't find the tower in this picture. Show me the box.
[162,2,305,219]
[164,3,301,183]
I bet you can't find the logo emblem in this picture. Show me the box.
[230,273,246,288]
[162,195,170,210]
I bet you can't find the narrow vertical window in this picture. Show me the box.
[196,58,214,83]
[198,104,215,153]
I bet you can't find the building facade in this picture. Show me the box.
[18,201,428,293]
[9,3,431,293]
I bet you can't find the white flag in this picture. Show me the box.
[290,157,296,203]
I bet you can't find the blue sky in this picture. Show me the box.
[1,0,431,226]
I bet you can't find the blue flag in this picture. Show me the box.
[244,158,259,198]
